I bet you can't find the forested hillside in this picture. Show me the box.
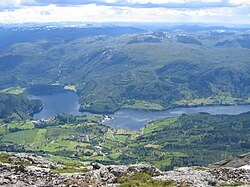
[0,26,249,113]
[133,112,250,170]
[0,93,42,122]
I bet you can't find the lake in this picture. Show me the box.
[104,105,250,130]
[27,91,89,120]
[28,91,250,130]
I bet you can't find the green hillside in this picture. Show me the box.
[0,93,43,122]
[0,27,249,113]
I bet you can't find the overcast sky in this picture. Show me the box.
[0,0,249,24]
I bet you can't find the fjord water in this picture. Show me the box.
[28,91,87,120]
[105,105,250,130]
[30,91,250,130]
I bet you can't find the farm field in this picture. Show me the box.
[1,112,250,170]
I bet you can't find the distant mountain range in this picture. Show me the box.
[0,25,249,113]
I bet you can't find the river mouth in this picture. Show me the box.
[27,90,250,130]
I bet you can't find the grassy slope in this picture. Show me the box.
[3,129,38,144]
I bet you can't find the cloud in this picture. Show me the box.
[0,0,35,8]
[0,3,249,24]
[229,0,250,5]
[0,0,249,24]
[1,0,248,9]
[34,0,235,9]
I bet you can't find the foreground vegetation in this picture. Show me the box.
[0,112,250,171]
[117,172,178,187]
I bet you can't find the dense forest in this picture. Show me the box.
[0,93,42,122]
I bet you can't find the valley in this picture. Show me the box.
[0,24,250,186]
[1,112,250,171]
[0,0,250,184]
[2,85,249,130]
[0,25,249,114]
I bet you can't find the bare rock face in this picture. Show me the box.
[85,164,162,185]
[86,166,116,184]
[0,153,162,187]
[106,165,128,178]
[153,152,250,186]
[0,152,87,187]
[105,164,162,177]
[0,162,67,186]
[154,167,250,187]
[8,152,62,169]
[127,164,163,176]
[209,167,250,185]
[154,167,217,187]
[1,152,250,186]
[212,152,250,168]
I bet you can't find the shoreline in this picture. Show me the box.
[57,102,250,117]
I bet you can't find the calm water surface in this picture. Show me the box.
[28,91,88,120]
[105,105,250,130]
[28,92,250,130]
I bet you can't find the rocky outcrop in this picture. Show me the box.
[209,167,250,185]
[154,167,217,187]
[86,163,163,185]
[0,162,65,186]
[154,167,250,187]
[1,152,250,186]
[212,152,250,168]
[7,152,62,169]
[0,152,163,187]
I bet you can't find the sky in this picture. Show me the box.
[0,0,249,24]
